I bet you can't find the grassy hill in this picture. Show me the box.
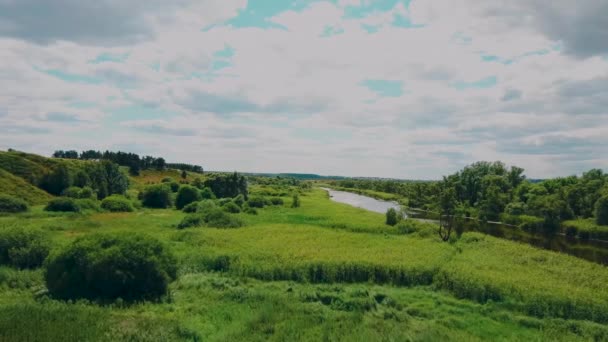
[0,169,53,205]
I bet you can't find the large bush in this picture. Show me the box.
[44,198,81,212]
[0,195,29,213]
[200,187,216,200]
[247,196,268,208]
[141,184,172,208]
[270,197,284,206]
[222,201,241,213]
[386,208,398,226]
[45,233,177,302]
[0,227,50,268]
[175,185,202,210]
[101,196,134,212]
[62,186,96,199]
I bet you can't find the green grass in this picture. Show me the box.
[0,169,53,205]
[563,219,608,241]
[1,184,608,340]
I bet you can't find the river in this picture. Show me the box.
[322,187,608,265]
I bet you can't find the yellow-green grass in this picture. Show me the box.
[0,169,53,205]
[128,169,203,190]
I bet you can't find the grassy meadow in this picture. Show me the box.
[2,180,608,341]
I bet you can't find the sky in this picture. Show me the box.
[0,0,607,179]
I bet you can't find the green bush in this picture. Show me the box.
[178,208,243,229]
[161,177,173,183]
[222,201,241,213]
[244,207,258,215]
[61,186,84,198]
[141,184,172,208]
[233,194,245,207]
[175,185,202,210]
[386,208,398,226]
[101,196,134,212]
[45,233,177,302]
[182,201,200,213]
[44,198,81,212]
[75,199,101,212]
[169,182,180,193]
[200,187,216,200]
[0,227,50,268]
[518,215,544,233]
[79,187,95,199]
[291,194,301,208]
[248,196,268,208]
[270,197,284,206]
[0,195,29,213]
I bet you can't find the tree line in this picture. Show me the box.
[52,150,203,175]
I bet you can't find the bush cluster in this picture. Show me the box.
[44,198,81,212]
[247,196,268,208]
[270,197,284,206]
[0,195,29,213]
[175,185,201,210]
[141,184,172,208]
[222,201,241,213]
[45,233,177,302]
[0,227,51,268]
[178,206,243,229]
[101,196,135,212]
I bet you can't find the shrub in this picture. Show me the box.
[518,215,544,233]
[62,186,84,198]
[79,187,95,199]
[182,201,200,213]
[233,194,245,207]
[0,227,50,268]
[75,199,101,212]
[178,208,243,229]
[291,194,301,208]
[270,197,284,206]
[248,196,268,208]
[175,186,202,210]
[244,207,258,215]
[45,233,177,302]
[141,184,172,208]
[200,187,216,200]
[101,196,134,212]
[386,208,398,226]
[222,201,241,213]
[161,177,173,183]
[44,198,80,212]
[0,195,29,213]
[595,195,608,226]
[169,182,180,193]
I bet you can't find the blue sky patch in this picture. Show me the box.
[224,0,334,29]
[214,45,235,58]
[392,13,423,28]
[36,67,102,84]
[361,79,404,97]
[320,25,345,37]
[361,24,381,33]
[344,0,410,19]
[89,52,128,64]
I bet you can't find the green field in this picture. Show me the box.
[2,181,608,341]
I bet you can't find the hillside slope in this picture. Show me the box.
[0,168,53,205]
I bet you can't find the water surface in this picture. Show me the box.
[321,187,402,214]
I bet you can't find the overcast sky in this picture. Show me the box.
[1,0,607,179]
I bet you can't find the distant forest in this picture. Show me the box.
[52,150,203,175]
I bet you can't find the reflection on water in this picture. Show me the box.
[323,187,608,265]
[321,188,402,215]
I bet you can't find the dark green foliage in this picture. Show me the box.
[0,195,29,213]
[222,201,241,213]
[233,194,245,207]
[142,184,172,208]
[385,208,398,226]
[169,182,180,193]
[595,195,608,225]
[73,170,90,187]
[175,185,202,210]
[177,215,205,229]
[161,177,173,183]
[0,227,50,268]
[40,164,72,195]
[203,172,248,199]
[181,170,187,179]
[62,186,83,198]
[101,196,135,212]
[84,160,129,200]
[505,202,527,216]
[248,196,268,208]
[270,197,284,206]
[128,162,140,176]
[200,187,216,199]
[45,233,177,301]
[291,194,301,208]
[79,186,95,199]
[244,207,258,215]
[44,198,80,212]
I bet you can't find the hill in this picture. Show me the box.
[0,168,53,205]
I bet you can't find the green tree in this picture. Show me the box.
[175,185,202,210]
[385,208,398,226]
[437,178,458,241]
[181,170,187,179]
[41,164,72,195]
[142,184,172,208]
[291,194,301,208]
[595,195,608,225]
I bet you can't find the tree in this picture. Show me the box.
[437,178,458,241]
[181,170,187,180]
[595,195,608,225]
[291,194,301,208]
[41,164,72,195]
[129,162,141,176]
[142,184,172,208]
[175,186,202,210]
[385,208,398,226]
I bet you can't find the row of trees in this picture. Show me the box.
[52,150,203,175]
[332,161,608,229]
